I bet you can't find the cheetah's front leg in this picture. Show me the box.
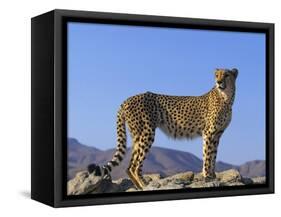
[202,132,222,181]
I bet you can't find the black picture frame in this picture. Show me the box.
[31,9,274,207]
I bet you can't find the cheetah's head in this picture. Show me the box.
[215,68,238,90]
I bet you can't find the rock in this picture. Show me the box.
[193,172,204,182]
[223,182,244,186]
[68,171,103,195]
[143,181,183,191]
[166,171,194,182]
[144,180,162,189]
[189,180,222,188]
[126,187,138,192]
[242,177,254,185]
[155,183,184,190]
[217,169,242,183]
[67,168,265,195]
[252,176,266,184]
[157,171,194,187]
[144,173,163,182]
[67,171,119,195]
[112,178,135,191]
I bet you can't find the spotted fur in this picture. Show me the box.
[91,68,238,189]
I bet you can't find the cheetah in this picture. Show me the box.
[88,68,238,190]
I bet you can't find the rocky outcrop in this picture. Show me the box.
[67,169,266,195]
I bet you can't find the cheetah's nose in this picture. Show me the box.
[217,81,222,84]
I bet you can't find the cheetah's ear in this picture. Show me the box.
[214,68,219,77]
[232,68,238,79]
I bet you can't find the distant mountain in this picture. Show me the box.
[68,138,265,180]
[238,160,266,177]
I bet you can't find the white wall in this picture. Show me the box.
[0,0,279,216]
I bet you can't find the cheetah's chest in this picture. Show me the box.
[212,105,232,131]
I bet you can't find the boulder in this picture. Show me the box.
[252,176,266,184]
[217,169,242,183]
[67,171,119,195]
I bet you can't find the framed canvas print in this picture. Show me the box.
[31,9,274,207]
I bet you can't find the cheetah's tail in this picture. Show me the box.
[102,106,127,176]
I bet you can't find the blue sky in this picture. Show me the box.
[67,22,266,165]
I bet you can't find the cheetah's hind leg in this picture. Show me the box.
[126,147,147,190]
[127,132,155,190]
[127,167,146,190]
